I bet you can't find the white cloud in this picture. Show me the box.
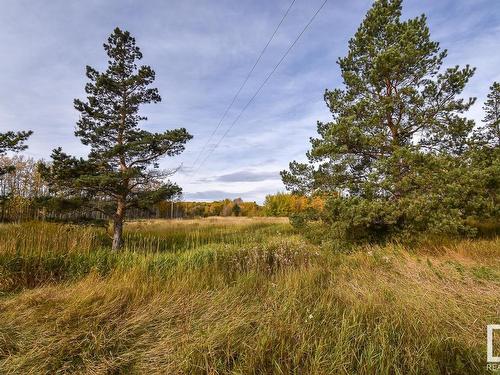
[1,0,499,202]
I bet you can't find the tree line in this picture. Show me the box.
[160,198,262,218]
[0,158,317,222]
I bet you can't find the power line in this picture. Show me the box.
[193,0,329,175]
[189,0,297,170]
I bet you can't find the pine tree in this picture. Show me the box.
[40,28,192,249]
[0,130,33,176]
[481,82,500,147]
[281,0,477,240]
[463,82,500,224]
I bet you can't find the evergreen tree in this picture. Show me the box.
[0,130,33,176]
[481,82,500,147]
[40,28,192,249]
[282,0,477,240]
[463,82,500,226]
[232,202,241,217]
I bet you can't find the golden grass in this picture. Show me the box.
[127,216,289,227]
[0,219,499,374]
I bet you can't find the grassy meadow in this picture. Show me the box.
[0,218,499,374]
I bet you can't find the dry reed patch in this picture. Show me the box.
[313,244,498,358]
[0,220,498,374]
[0,222,101,255]
[1,243,498,374]
[127,216,289,229]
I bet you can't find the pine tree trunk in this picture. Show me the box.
[112,199,126,250]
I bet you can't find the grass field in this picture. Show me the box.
[0,218,499,374]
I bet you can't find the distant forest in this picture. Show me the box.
[0,155,320,221]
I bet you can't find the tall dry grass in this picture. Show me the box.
[0,219,498,374]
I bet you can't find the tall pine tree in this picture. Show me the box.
[282,0,477,240]
[41,28,192,249]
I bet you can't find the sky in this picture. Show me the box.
[1,0,499,203]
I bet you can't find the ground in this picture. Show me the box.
[0,217,499,374]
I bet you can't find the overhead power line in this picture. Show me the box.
[189,0,297,170]
[193,0,329,174]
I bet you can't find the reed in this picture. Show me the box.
[0,218,498,374]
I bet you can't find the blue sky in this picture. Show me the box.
[1,0,499,203]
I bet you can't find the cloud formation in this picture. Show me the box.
[183,190,243,201]
[183,185,274,202]
[1,0,498,202]
[200,170,280,183]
